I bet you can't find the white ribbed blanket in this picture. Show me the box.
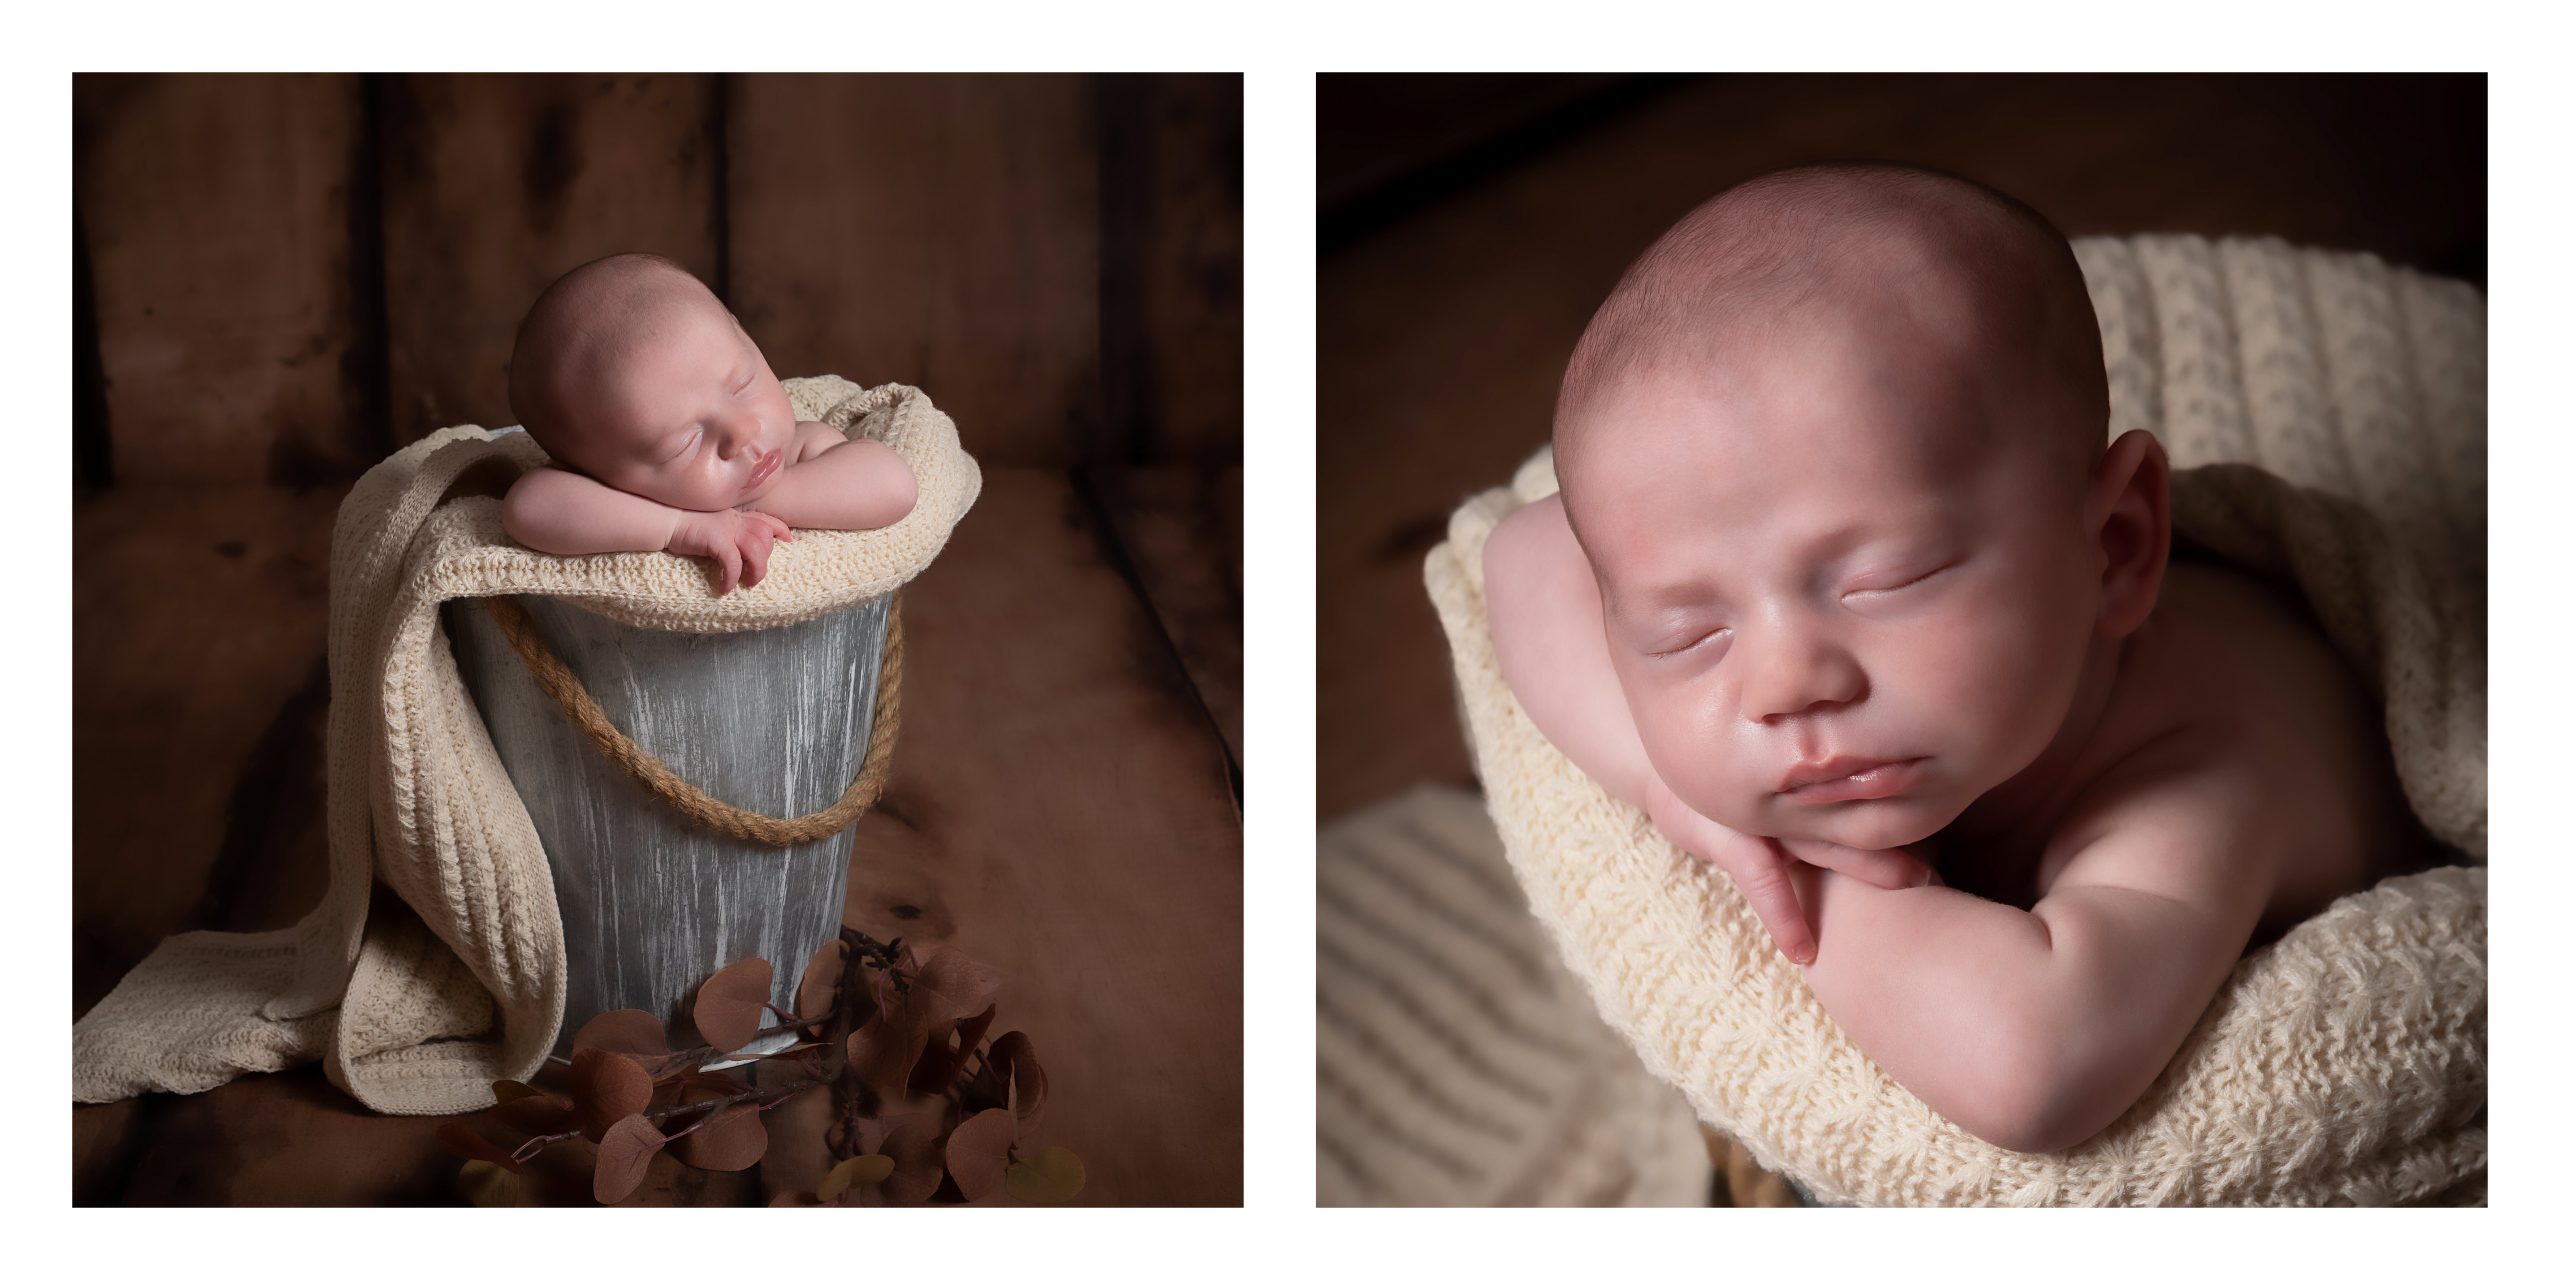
[74,377,980,1116]
[1317,785,1710,1206]
[1425,236,2486,1206]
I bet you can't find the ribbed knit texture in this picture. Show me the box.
[1317,785,1710,1207]
[1422,236,2487,1206]
[73,377,981,1116]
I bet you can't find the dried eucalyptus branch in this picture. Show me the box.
[440,928,1082,1208]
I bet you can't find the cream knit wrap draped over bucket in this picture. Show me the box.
[1424,237,2487,1206]
[74,376,980,1116]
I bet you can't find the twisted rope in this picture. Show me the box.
[477,593,903,847]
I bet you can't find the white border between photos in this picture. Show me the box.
[3,0,2547,1271]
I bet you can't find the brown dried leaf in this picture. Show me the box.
[458,1159,537,1208]
[768,1189,819,1208]
[990,1031,1047,1133]
[907,948,1002,1027]
[1005,1147,1085,1204]
[907,1036,963,1097]
[845,1008,927,1097]
[436,1120,523,1173]
[571,1008,670,1061]
[952,1006,997,1067]
[852,1107,949,1207]
[945,1108,1015,1202]
[569,1048,655,1142]
[795,939,848,1026]
[672,1100,768,1172]
[650,1069,694,1113]
[817,1153,894,1201]
[694,956,776,1053]
[592,1114,669,1205]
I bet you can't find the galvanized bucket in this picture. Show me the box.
[445,591,893,1061]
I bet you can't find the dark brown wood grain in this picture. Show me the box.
[72,487,339,1018]
[726,76,1105,466]
[1316,72,2486,820]
[1087,466,1244,769]
[74,74,384,487]
[1100,75,1245,463]
[379,73,723,446]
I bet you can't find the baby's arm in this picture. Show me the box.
[1483,495,1928,962]
[742,424,918,531]
[504,465,693,555]
[1483,495,1657,803]
[502,466,790,595]
[1787,760,2275,1152]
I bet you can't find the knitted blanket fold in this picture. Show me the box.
[1423,236,2486,1206]
[74,376,981,1116]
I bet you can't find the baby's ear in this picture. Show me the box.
[2085,429,2171,638]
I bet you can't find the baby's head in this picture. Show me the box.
[509,254,798,513]
[1553,163,2167,852]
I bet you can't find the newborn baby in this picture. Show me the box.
[1482,163,2429,1153]
[502,254,918,592]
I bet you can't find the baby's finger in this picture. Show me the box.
[754,511,793,542]
[741,531,772,589]
[715,543,740,595]
[1780,839,1932,891]
[1714,839,1817,965]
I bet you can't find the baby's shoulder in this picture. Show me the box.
[787,420,852,464]
[2038,557,2408,927]
[2126,557,2381,780]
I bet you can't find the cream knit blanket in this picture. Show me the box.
[1424,236,2486,1206]
[74,376,980,1116]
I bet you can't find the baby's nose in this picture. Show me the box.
[1743,636,1868,725]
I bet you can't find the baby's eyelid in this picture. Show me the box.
[1646,626,1731,660]
[1844,559,1956,600]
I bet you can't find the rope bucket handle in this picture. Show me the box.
[477,592,903,847]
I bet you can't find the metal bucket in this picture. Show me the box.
[444,592,891,1061]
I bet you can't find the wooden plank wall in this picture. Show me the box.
[74,72,1242,484]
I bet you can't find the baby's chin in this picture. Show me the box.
[1743,797,1957,853]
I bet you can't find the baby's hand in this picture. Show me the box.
[1641,775,1931,965]
[668,508,795,595]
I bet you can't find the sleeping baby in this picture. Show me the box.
[1482,163,2433,1153]
[502,253,918,592]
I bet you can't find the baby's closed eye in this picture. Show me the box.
[1841,557,1962,604]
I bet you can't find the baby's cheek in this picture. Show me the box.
[1629,686,1763,829]
[1924,594,2080,771]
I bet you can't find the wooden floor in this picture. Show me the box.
[71,464,1242,1207]
[1317,73,2483,822]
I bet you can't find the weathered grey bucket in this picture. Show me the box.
[444,591,893,1061]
